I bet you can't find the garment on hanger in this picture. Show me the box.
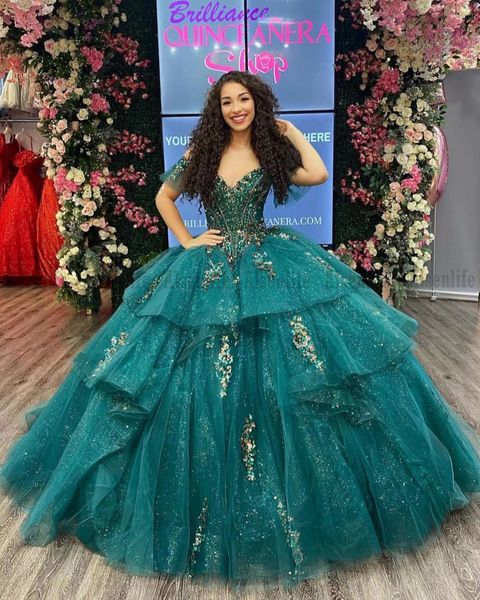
[0,149,44,279]
[20,69,38,113]
[0,131,21,206]
[0,69,21,110]
[37,178,63,285]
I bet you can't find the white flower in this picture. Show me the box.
[77,108,89,121]
[118,243,128,255]
[122,258,132,268]
[72,169,85,184]
[73,282,88,295]
[102,256,113,264]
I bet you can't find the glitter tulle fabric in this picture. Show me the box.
[1,156,480,588]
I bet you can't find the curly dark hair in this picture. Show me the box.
[180,70,302,209]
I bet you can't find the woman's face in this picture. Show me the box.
[220,81,255,132]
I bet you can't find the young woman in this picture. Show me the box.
[1,70,479,589]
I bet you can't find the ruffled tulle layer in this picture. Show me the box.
[1,226,480,588]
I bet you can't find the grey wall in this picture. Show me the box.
[408,69,480,302]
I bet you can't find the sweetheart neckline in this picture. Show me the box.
[215,166,264,190]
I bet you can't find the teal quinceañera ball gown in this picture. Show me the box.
[1,156,480,588]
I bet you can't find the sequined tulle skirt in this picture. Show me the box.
[1,225,480,588]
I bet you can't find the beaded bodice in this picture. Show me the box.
[167,156,274,267]
[205,167,270,264]
[205,168,272,266]
[207,168,269,229]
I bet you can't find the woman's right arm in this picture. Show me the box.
[155,151,224,249]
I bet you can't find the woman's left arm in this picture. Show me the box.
[277,119,329,186]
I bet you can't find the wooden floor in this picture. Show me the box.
[0,283,479,600]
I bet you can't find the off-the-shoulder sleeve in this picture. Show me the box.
[159,156,189,192]
[272,166,310,208]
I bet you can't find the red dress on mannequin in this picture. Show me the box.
[0,150,43,280]
[37,178,63,285]
[0,133,21,207]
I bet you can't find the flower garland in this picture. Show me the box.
[0,0,150,312]
[0,0,55,47]
[336,0,480,306]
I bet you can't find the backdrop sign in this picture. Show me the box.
[156,0,335,113]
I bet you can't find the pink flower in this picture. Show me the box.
[90,171,103,186]
[44,39,56,54]
[54,167,81,195]
[39,106,58,120]
[81,46,105,73]
[401,164,422,192]
[20,32,38,47]
[90,93,110,114]
[56,119,68,132]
